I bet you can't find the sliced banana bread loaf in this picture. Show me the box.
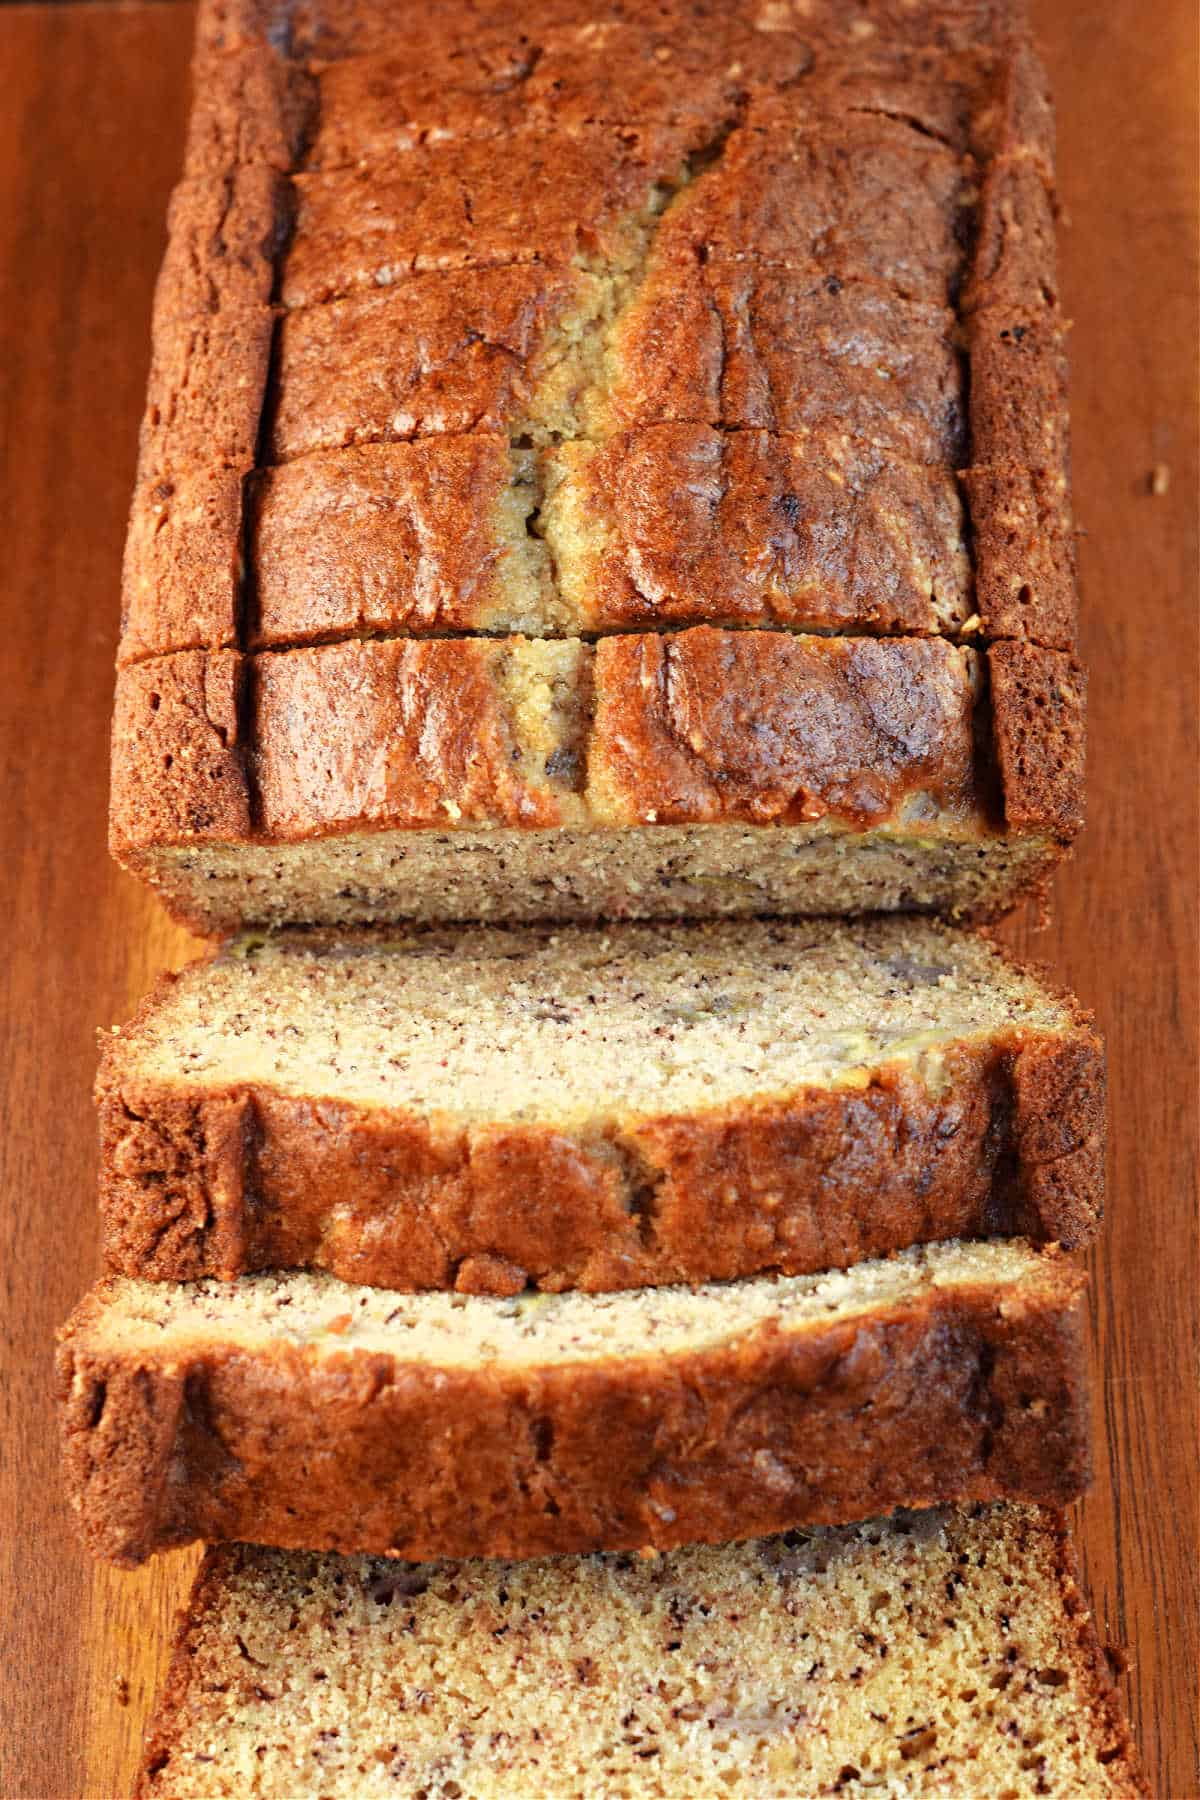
[97,917,1104,1293]
[110,0,1084,935]
[58,1241,1089,1567]
[136,1506,1145,1798]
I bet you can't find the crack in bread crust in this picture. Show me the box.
[118,6,1076,666]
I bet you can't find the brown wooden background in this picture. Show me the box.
[0,3,1196,1795]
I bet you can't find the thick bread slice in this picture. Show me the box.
[96,918,1104,1292]
[135,1507,1145,1799]
[109,629,1084,935]
[57,1242,1089,1567]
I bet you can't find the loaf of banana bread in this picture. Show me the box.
[111,0,1083,933]
[135,1508,1145,1798]
[58,1240,1089,1567]
[96,917,1104,1291]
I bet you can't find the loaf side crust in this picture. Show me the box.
[121,160,290,663]
[57,1258,1090,1567]
[988,638,1086,839]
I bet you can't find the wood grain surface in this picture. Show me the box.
[0,3,1195,1796]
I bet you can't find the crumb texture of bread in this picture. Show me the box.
[110,0,1082,933]
[135,1506,1146,1799]
[57,1242,1090,1566]
[126,817,1059,936]
[97,917,1104,1289]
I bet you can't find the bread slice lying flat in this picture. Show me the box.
[58,1241,1088,1567]
[136,1506,1144,1799]
[97,918,1103,1293]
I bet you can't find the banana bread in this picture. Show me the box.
[96,916,1104,1291]
[111,0,1083,933]
[58,1240,1089,1567]
[135,1506,1145,1798]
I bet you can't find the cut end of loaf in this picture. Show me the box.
[124,820,1058,937]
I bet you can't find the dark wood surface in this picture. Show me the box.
[0,3,1195,1795]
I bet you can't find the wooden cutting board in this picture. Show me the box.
[0,3,1195,1795]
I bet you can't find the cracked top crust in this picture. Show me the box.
[118,0,1075,666]
[110,629,997,850]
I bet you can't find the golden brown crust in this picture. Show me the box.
[968,308,1070,475]
[963,155,1059,317]
[97,1011,1104,1290]
[111,629,1001,852]
[544,427,972,636]
[182,44,315,179]
[662,106,974,300]
[587,631,983,825]
[137,169,288,478]
[611,266,964,459]
[109,654,252,854]
[246,438,533,643]
[265,266,587,463]
[119,157,289,665]
[280,123,690,310]
[250,638,575,836]
[121,466,245,661]
[961,462,1076,650]
[303,21,815,169]
[57,1259,1090,1568]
